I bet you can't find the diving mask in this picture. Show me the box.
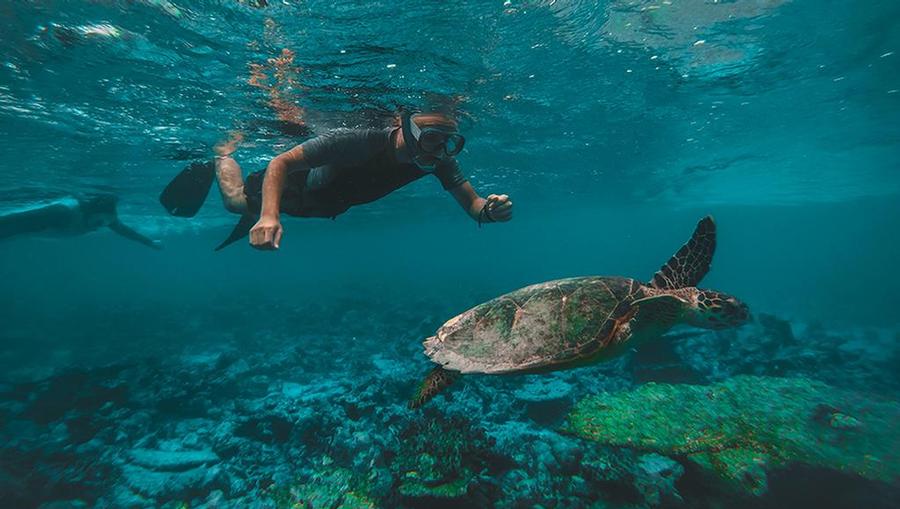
[401,113,465,171]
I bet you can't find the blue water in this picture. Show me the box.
[1,1,898,508]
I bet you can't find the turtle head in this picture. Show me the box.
[684,289,750,329]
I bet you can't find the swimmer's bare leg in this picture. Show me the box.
[214,132,248,214]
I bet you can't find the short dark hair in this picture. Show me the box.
[391,110,459,131]
[412,112,459,131]
[80,193,119,215]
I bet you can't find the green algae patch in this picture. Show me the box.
[563,376,900,495]
[398,475,471,499]
[270,466,376,509]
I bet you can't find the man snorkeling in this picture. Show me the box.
[0,193,162,249]
[161,112,513,250]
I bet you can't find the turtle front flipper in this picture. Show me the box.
[409,366,460,409]
[650,216,716,290]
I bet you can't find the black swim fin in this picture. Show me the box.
[214,214,256,251]
[159,160,215,217]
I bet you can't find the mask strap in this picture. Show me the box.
[401,112,420,163]
[402,112,437,172]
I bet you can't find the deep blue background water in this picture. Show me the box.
[1,1,898,364]
[0,2,898,507]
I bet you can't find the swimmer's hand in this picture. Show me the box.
[250,215,283,250]
[484,194,513,222]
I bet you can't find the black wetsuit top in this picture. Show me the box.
[243,128,467,218]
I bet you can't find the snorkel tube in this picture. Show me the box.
[401,112,425,169]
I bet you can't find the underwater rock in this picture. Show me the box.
[129,448,220,471]
[223,359,252,380]
[371,354,411,382]
[673,316,900,395]
[630,332,707,385]
[120,447,226,502]
[632,453,684,506]
[757,313,796,345]
[563,375,900,496]
[120,462,228,502]
[575,446,649,507]
[489,421,657,508]
[105,484,153,508]
[280,382,306,399]
[20,367,129,425]
[230,379,346,448]
[489,423,581,475]
[233,413,296,445]
[279,379,346,403]
[37,500,89,509]
[0,439,112,508]
[512,376,575,425]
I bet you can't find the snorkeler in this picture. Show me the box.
[0,194,162,249]
[160,112,513,250]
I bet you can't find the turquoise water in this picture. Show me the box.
[1,1,898,508]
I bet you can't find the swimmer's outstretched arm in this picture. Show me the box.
[250,144,309,250]
[448,182,513,224]
[109,221,162,250]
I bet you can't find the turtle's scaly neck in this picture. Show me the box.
[640,285,697,304]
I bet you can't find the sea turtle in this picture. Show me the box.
[409,216,750,408]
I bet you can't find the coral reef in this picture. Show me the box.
[390,413,502,505]
[564,375,900,495]
[1,299,898,508]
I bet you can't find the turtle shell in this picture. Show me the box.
[423,276,645,374]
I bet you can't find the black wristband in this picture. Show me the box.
[477,202,495,228]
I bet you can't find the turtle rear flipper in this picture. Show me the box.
[409,366,460,409]
[650,216,716,290]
